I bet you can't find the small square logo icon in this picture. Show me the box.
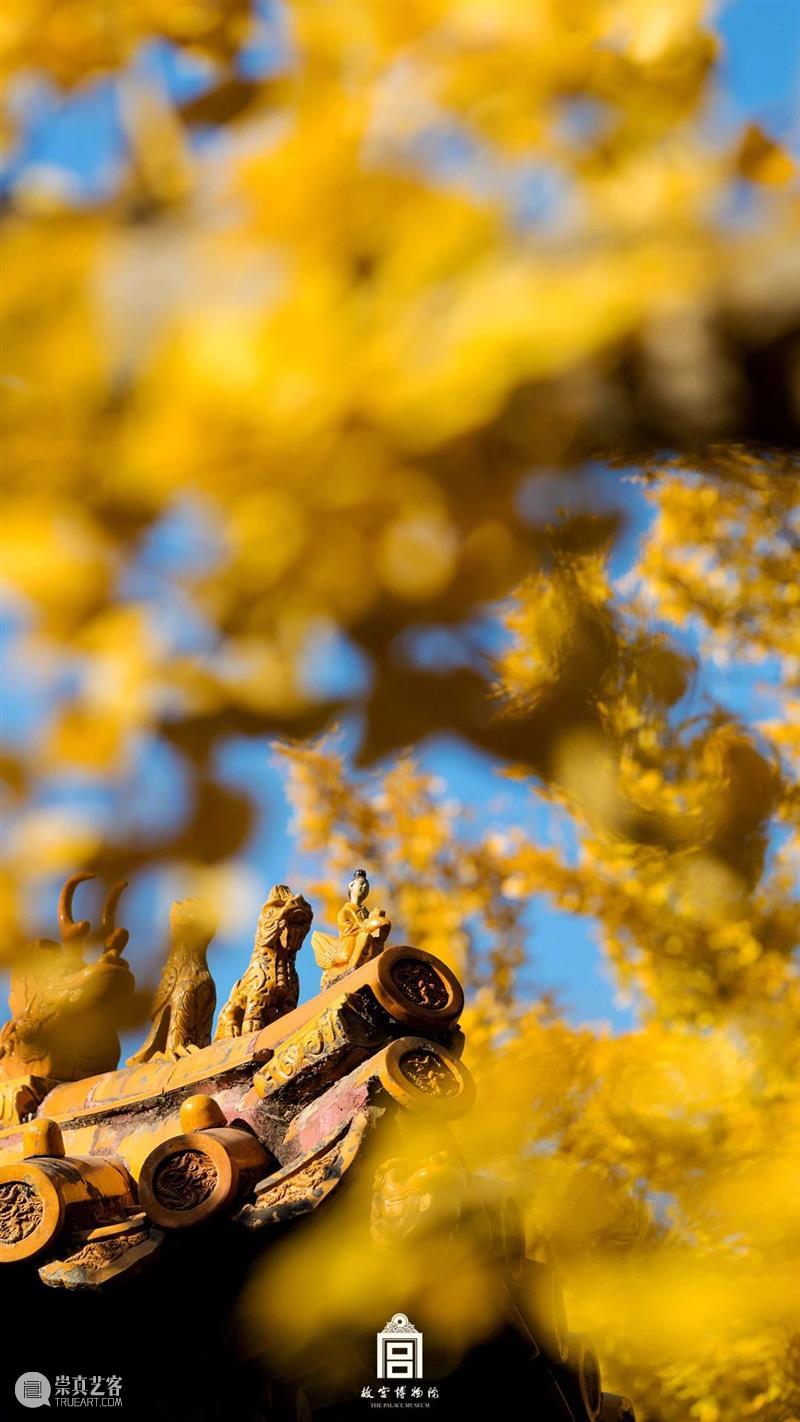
[377,1314,423,1379]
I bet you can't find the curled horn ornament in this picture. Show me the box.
[100,880,130,956]
[57,872,95,943]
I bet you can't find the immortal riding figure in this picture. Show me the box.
[311,868,391,991]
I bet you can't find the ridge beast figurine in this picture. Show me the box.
[0,868,635,1422]
[127,899,217,1065]
[0,873,134,1102]
[215,883,313,1037]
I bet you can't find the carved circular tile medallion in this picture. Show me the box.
[375,1036,476,1117]
[0,1179,44,1244]
[371,946,463,1030]
[398,1048,460,1097]
[139,1127,269,1230]
[152,1149,218,1212]
[391,958,450,1011]
[0,1161,65,1262]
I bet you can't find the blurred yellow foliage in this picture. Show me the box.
[1,3,799,1418]
[275,721,799,1419]
[1,0,255,97]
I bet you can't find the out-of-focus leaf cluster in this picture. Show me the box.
[1,5,799,1419]
[271,458,799,1418]
[273,570,799,1418]
[1,0,255,101]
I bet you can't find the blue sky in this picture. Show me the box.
[1,1,798,1056]
[719,0,800,127]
